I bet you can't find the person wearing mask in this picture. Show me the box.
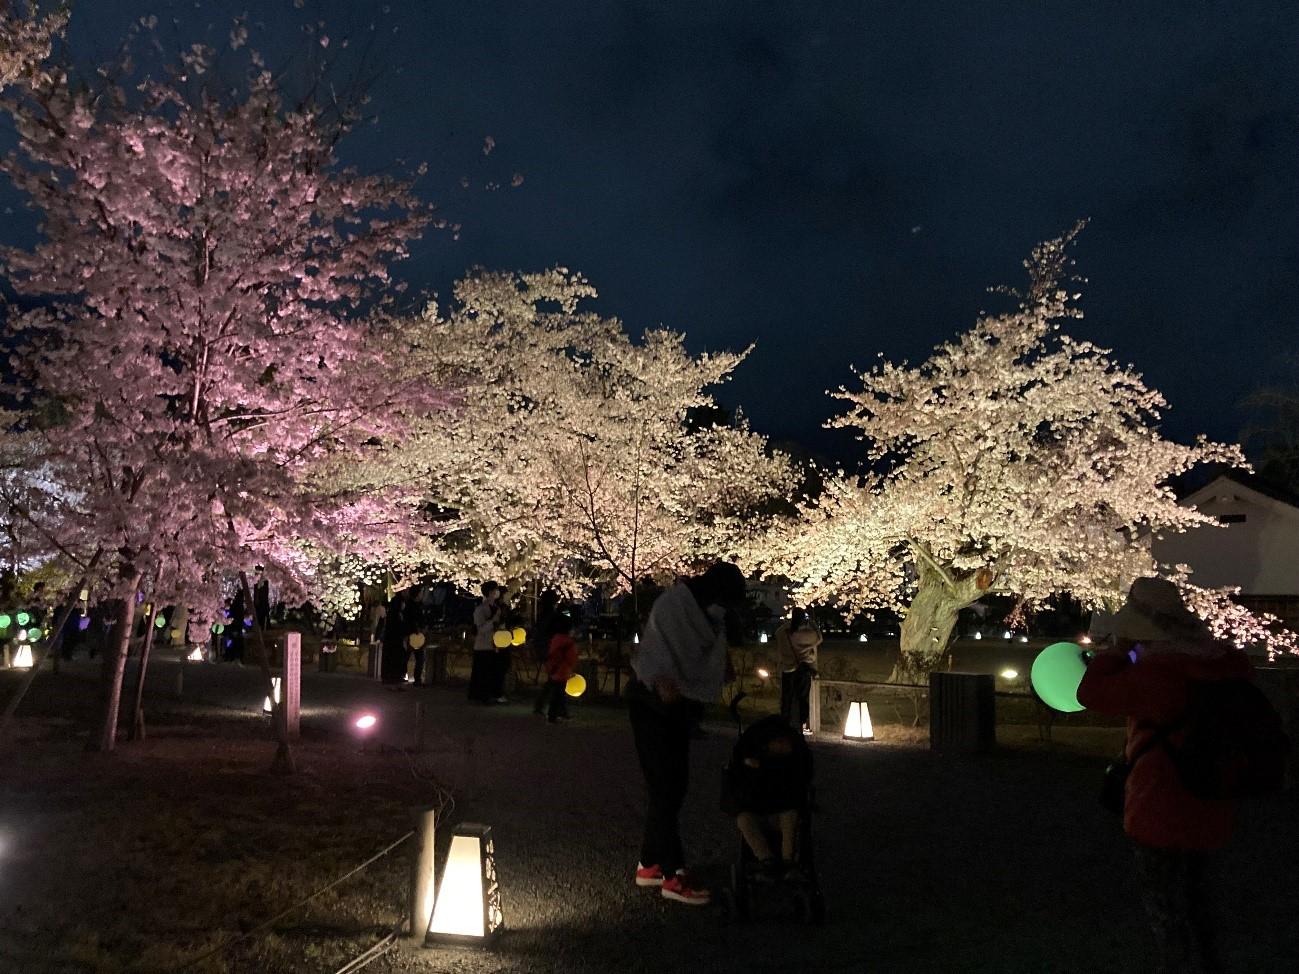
[774,608,822,736]
[628,561,746,906]
[468,581,504,703]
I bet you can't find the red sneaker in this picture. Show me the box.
[660,871,711,905]
[635,862,664,887]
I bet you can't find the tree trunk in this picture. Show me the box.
[891,556,990,683]
[90,573,141,753]
[127,610,159,742]
[241,571,295,775]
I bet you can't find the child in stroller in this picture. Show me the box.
[721,711,824,921]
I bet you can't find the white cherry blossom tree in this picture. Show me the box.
[758,227,1245,677]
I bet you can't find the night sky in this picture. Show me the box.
[7,0,1299,461]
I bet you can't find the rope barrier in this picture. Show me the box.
[172,830,414,972]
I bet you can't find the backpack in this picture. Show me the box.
[1167,679,1290,801]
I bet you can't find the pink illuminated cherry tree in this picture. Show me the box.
[1,42,433,757]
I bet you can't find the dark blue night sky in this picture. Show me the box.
[7,0,1299,460]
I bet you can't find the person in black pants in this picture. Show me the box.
[378,591,410,687]
[628,562,746,906]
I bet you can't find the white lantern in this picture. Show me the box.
[843,700,874,742]
[426,823,504,944]
[858,634,869,643]
[758,632,768,644]
[187,646,204,662]
[263,676,281,715]
[11,644,34,669]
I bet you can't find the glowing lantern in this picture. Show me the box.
[16,612,30,626]
[758,632,768,643]
[1000,668,1019,680]
[187,646,204,662]
[355,713,378,731]
[12,644,34,669]
[263,677,281,715]
[27,628,42,642]
[492,630,512,649]
[426,824,504,944]
[408,632,426,650]
[78,617,91,631]
[510,627,526,646]
[858,634,869,643]
[973,631,983,640]
[1017,635,1028,643]
[0,614,9,629]
[154,614,167,629]
[1003,630,1013,640]
[564,674,587,697]
[633,633,640,644]
[17,629,27,641]
[1080,634,1093,646]
[843,700,874,741]
[212,623,225,635]
[1030,642,1088,713]
[79,589,89,602]
[756,667,770,681]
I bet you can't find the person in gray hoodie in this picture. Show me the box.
[628,561,746,906]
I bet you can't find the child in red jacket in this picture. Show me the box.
[533,615,578,723]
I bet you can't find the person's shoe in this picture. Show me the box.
[661,870,711,905]
[634,863,664,887]
[494,696,509,704]
[801,725,814,737]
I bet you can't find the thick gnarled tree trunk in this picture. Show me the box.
[891,553,992,683]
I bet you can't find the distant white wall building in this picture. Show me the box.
[1153,474,1299,626]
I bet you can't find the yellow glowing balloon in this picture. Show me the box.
[408,632,426,650]
[565,674,587,697]
[510,627,526,646]
[170,628,182,641]
[492,630,512,649]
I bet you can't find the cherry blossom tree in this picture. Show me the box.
[757,227,1245,678]
[0,1,66,91]
[1,42,433,756]
[346,270,793,608]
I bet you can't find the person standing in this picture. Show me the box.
[1078,577,1254,974]
[774,608,821,735]
[253,568,272,631]
[628,561,746,906]
[468,581,504,703]
[379,590,411,687]
[533,615,578,722]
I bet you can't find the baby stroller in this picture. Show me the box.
[719,695,826,924]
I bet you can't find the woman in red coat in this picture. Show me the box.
[533,615,578,723]
[1078,576,1251,974]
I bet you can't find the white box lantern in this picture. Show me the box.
[262,676,281,715]
[843,700,874,742]
[426,823,504,944]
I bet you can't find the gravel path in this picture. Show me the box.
[7,659,1297,973]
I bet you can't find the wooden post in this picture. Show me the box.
[809,676,821,735]
[283,632,301,739]
[409,807,438,938]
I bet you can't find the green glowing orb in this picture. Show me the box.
[1031,642,1088,713]
[212,623,225,634]
[154,615,167,629]
[0,614,9,629]
[16,611,30,626]
[27,627,43,641]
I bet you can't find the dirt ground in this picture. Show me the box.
[1,662,1296,974]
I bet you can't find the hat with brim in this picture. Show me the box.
[1109,576,1209,642]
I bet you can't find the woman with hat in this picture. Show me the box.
[1078,575,1252,974]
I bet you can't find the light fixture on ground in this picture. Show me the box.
[426,823,504,944]
[354,712,378,731]
[843,700,874,742]
[1000,668,1019,680]
[973,631,983,640]
[758,631,768,643]
[858,633,868,643]
[187,646,204,662]
[11,643,33,669]
[263,676,281,715]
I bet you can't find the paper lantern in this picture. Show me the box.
[758,632,768,643]
[843,700,874,741]
[858,634,869,643]
[212,623,225,635]
[409,632,426,650]
[565,674,587,697]
[27,628,42,642]
[492,630,512,649]
[1030,642,1087,713]
[510,627,526,647]
[16,611,30,626]
[12,644,33,669]
[426,824,504,944]
[79,589,89,602]
[0,614,10,629]
[263,676,281,715]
